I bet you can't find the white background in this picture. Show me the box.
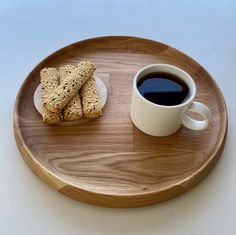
[0,0,235,234]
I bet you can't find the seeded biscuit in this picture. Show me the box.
[44,61,96,113]
[40,67,62,124]
[80,76,102,119]
[59,65,83,121]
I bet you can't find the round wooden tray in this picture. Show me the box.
[14,36,227,208]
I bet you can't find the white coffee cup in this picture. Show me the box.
[130,64,212,136]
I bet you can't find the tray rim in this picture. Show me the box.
[13,35,228,207]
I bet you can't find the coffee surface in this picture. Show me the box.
[137,72,189,106]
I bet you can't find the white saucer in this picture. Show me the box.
[34,76,107,126]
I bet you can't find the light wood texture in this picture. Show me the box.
[13,36,228,208]
[33,76,107,126]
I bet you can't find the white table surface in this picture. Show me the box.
[1,0,235,234]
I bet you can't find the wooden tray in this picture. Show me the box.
[14,36,227,208]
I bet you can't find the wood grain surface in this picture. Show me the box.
[13,36,228,208]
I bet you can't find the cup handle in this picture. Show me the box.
[181,102,212,130]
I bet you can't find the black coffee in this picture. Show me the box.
[137,72,189,106]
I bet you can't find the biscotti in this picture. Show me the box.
[40,67,62,124]
[59,65,83,121]
[80,76,102,118]
[44,61,96,113]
